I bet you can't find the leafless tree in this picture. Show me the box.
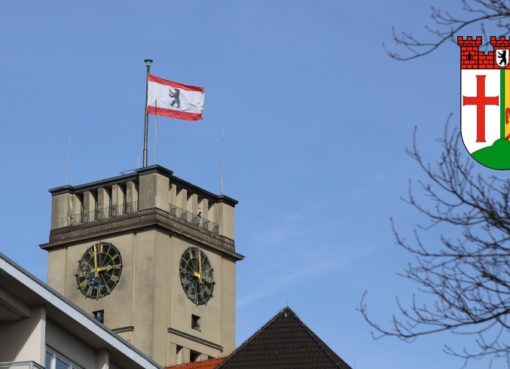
[387,0,510,61]
[360,121,510,364]
[360,2,510,365]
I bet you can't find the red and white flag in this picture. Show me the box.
[147,74,205,121]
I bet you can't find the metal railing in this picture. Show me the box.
[169,204,219,234]
[0,361,44,369]
[69,202,138,226]
[67,200,219,234]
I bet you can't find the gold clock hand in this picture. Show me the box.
[198,250,202,282]
[95,264,121,272]
[94,244,99,277]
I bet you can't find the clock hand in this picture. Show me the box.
[198,250,202,281]
[95,264,122,272]
[195,278,199,304]
[198,249,202,274]
[97,265,109,272]
[93,244,99,277]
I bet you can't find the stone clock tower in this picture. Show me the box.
[40,165,243,367]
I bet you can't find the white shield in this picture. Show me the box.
[496,49,510,67]
[461,70,500,153]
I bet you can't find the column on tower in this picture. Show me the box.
[97,187,111,220]
[111,183,125,216]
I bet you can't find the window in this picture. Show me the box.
[46,349,82,369]
[56,357,69,369]
[45,351,52,368]
[176,345,183,365]
[191,314,201,331]
[190,350,200,362]
[93,309,104,323]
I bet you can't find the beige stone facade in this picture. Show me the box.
[40,165,243,367]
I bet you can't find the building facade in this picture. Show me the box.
[40,165,243,367]
[0,252,160,369]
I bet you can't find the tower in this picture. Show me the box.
[40,165,243,367]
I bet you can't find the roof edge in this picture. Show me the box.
[49,165,238,205]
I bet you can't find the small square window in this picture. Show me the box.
[93,310,104,324]
[192,314,201,331]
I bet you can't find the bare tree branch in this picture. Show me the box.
[386,0,510,60]
[359,121,510,364]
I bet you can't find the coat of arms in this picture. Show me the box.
[458,36,510,169]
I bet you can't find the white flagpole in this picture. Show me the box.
[154,100,158,165]
[143,59,153,167]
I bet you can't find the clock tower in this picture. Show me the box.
[40,165,243,367]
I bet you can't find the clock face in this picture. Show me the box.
[179,247,214,305]
[75,242,123,300]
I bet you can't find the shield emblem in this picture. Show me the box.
[458,36,510,169]
[496,49,510,67]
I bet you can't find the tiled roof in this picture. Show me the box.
[166,357,224,369]
[217,307,352,369]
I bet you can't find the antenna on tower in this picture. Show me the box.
[220,131,225,195]
[66,137,72,185]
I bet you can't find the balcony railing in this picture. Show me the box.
[0,361,44,369]
[69,202,138,226]
[67,201,219,234]
[169,204,219,234]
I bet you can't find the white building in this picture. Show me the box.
[0,252,161,369]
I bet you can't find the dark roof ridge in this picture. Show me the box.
[284,307,351,368]
[216,307,287,368]
[217,306,351,369]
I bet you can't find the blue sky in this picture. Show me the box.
[0,1,502,368]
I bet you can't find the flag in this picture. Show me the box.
[147,74,205,121]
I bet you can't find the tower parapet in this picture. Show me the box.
[43,165,238,253]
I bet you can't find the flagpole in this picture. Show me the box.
[143,58,153,167]
[154,100,158,165]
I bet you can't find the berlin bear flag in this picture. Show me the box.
[147,74,205,121]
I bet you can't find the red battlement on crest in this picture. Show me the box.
[458,36,510,69]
